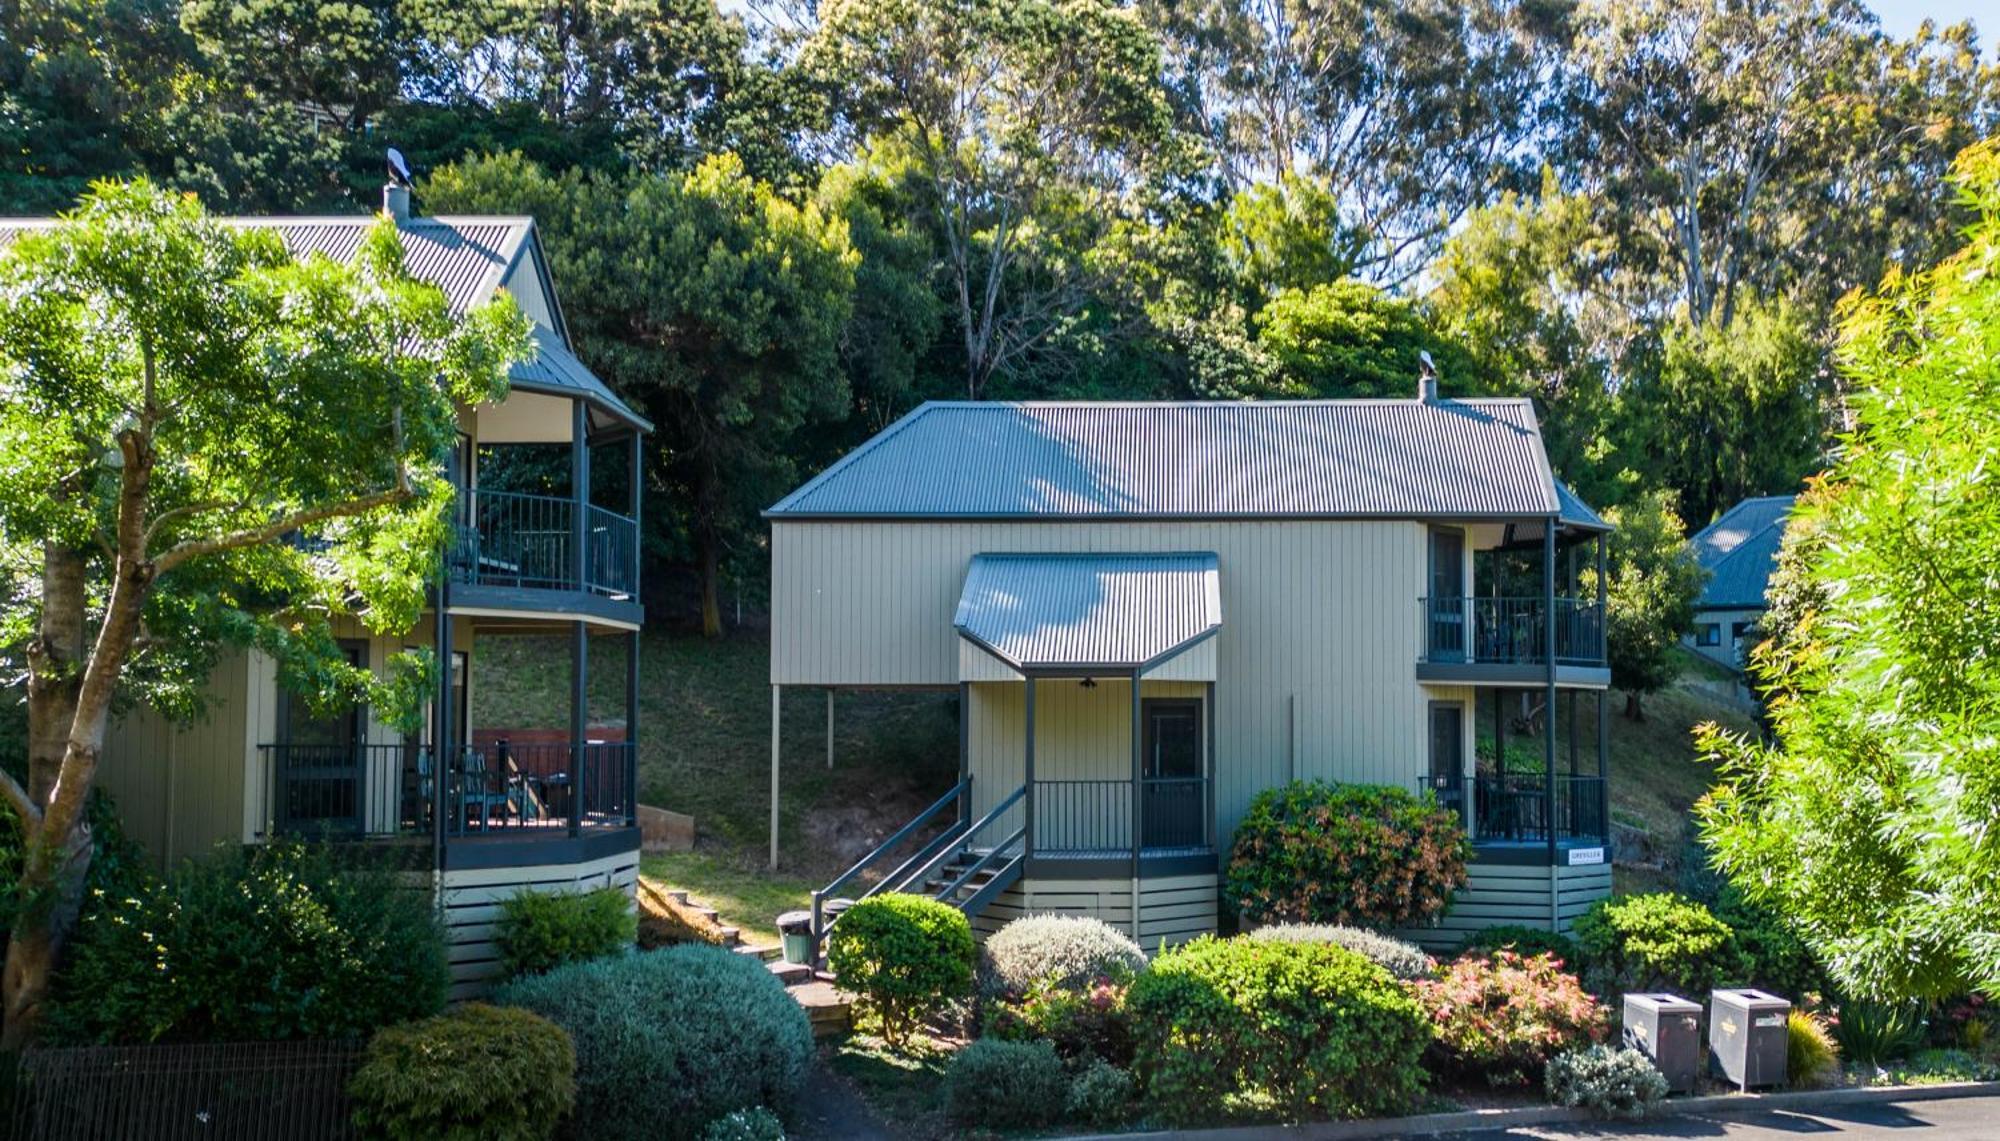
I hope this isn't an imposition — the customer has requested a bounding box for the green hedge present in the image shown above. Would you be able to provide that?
[1573,893,1738,998]
[1223,781,1469,929]
[497,945,813,1141]
[49,840,447,1043]
[942,1039,1068,1129]
[495,886,637,979]
[349,1004,575,1141]
[826,894,974,1047]
[1127,935,1429,1124]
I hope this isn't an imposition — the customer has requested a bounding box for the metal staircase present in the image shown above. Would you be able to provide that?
[809,778,1026,954]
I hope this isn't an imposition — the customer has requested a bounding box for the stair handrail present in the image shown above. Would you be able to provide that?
[812,776,971,945]
[935,825,1025,903]
[895,784,1025,899]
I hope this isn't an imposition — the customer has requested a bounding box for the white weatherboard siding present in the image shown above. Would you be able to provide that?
[1396,862,1614,951]
[773,518,1481,841]
[439,849,640,999]
[971,874,1220,955]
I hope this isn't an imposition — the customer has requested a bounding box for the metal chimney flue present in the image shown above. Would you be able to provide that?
[382,183,411,219]
[1417,350,1439,402]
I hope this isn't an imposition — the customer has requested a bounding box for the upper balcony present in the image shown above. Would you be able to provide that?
[448,489,640,625]
[1417,594,1609,686]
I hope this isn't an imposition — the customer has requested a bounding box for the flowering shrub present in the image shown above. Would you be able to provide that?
[1248,924,1437,981]
[1415,950,1608,1085]
[1545,1045,1668,1119]
[984,975,1134,1067]
[1127,935,1429,1124]
[1224,781,1470,929]
[1573,893,1737,997]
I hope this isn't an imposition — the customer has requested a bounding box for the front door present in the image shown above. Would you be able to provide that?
[275,640,368,835]
[1141,699,1204,849]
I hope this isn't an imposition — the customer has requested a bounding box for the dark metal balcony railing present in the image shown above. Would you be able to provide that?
[261,741,637,841]
[1422,595,1606,666]
[1030,777,1211,853]
[1420,772,1607,845]
[449,489,638,599]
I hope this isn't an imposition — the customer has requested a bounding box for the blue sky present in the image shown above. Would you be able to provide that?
[1871,0,1999,37]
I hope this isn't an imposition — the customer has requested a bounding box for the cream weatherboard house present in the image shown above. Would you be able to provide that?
[0,190,650,996]
[1684,494,1796,671]
[769,391,1618,953]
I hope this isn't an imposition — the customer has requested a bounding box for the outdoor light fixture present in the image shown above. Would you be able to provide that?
[1079,677,1097,689]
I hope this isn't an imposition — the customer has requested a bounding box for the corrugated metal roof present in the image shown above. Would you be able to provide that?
[0,213,648,432]
[769,400,1586,521]
[1691,495,1795,609]
[955,553,1222,671]
[1556,481,1612,532]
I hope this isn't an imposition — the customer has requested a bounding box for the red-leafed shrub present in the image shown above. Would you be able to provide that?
[1416,950,1609,1086]
[1223,781,1470,928]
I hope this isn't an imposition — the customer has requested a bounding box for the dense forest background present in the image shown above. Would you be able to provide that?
[6,0,1993,634]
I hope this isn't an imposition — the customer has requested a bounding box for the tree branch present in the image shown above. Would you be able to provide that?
[0,766,39,828]
[153,481,411,573]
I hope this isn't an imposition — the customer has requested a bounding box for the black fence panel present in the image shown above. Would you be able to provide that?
[8,1041,363,1141]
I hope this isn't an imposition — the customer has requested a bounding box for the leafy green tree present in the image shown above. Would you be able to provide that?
[179,0,402,132]
[1697,141,2000,1002]
[0,181,530,1047]
[426,153,857,637]
[1253,280,1469,399]
[802,0,1173,398]
[1594,489,1706,721]
[1617,297,1825,527]
[815,156,946,437]
[1219,173,1363,304]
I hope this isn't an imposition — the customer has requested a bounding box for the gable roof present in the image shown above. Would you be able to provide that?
[0,214,649,434]
[954,552,1222,672]
[1690,495,1796,610]
[769,399,1604,525]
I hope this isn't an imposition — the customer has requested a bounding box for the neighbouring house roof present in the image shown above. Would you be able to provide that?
[0,214,650,434]
[1690,495,1796,610]
[767,400,1607,528]
[953,552,1222,672]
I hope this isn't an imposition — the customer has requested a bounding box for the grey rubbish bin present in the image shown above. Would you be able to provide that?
[1623,993,1703,1094]
[776,911,815,965]
[1709,989,1791,1091]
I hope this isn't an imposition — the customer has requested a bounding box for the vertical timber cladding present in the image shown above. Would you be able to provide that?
[970,874,1220,955]
[770,519,1435,845]
[435,849,640,1000]
[1393,859,1614,952]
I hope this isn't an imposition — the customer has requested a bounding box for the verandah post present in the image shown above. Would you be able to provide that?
[770,684,781,871]
[571,620,586,837]
[1023,675,1036,865]
[1130,668,1143,943]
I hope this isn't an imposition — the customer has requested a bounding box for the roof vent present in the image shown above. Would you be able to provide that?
[1417,350,1439,402]
[383,147,414,219]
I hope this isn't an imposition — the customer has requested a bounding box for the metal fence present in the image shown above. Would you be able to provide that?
[1421,595,1607,665]
[450,489,638,598]
[7,1040,364,1141]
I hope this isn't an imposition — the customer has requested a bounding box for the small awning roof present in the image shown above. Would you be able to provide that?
[953,553,1222,673]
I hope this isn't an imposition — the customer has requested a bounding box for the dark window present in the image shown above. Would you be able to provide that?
[1696,623,1721,647]
[1428,528,1467,660]
[1732,622,1755,644]
[275,640,367,833]
[1428,703,1463,782]
[1142,699,1204,849]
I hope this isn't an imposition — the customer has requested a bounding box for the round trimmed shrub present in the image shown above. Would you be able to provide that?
[942,1039,1068,1129]
[349,1004,575,1141]
[1248,924,1437,981]
[1573,893,1738,998]
[495,886,637,979]
[496,944,812,1141]
[980,913,1147,996]
[1544,1045,1668,1119]
[1127,934,1429,1124]
[1066,1060,1136,1128]
[49,839,446,1044]
[1415,950,1608,1086]
[826,894,974,1047]
[1457,924,1579,966]
[1224,781,1470,929]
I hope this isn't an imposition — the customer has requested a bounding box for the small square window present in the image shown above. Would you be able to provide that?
[1732,622,1755,643]
[1696,623,1721,647]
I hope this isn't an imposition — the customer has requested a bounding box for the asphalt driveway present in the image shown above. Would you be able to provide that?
[1440,1093,2000,1141]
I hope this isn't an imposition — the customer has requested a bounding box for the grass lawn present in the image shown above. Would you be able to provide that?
[639,850,814,947]
[825,1033,956,1140]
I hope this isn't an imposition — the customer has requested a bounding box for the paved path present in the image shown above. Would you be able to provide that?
[1441,1094,2000,1141]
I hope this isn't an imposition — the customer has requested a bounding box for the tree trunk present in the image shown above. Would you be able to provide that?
[0,824,91,1052]
[26,543,87,804]
[1624,691,1645,722]
[700,533,723,639]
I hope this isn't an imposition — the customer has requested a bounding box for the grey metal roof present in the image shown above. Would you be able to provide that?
[1555,481,1612,532]
[954,553,1222,672]
[769,400,1590,522]
[0,214,648,433]
[1691,495,1795,610]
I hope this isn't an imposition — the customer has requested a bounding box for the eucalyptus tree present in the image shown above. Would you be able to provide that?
[801,0,1176,399]
[0,182,530,1047]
